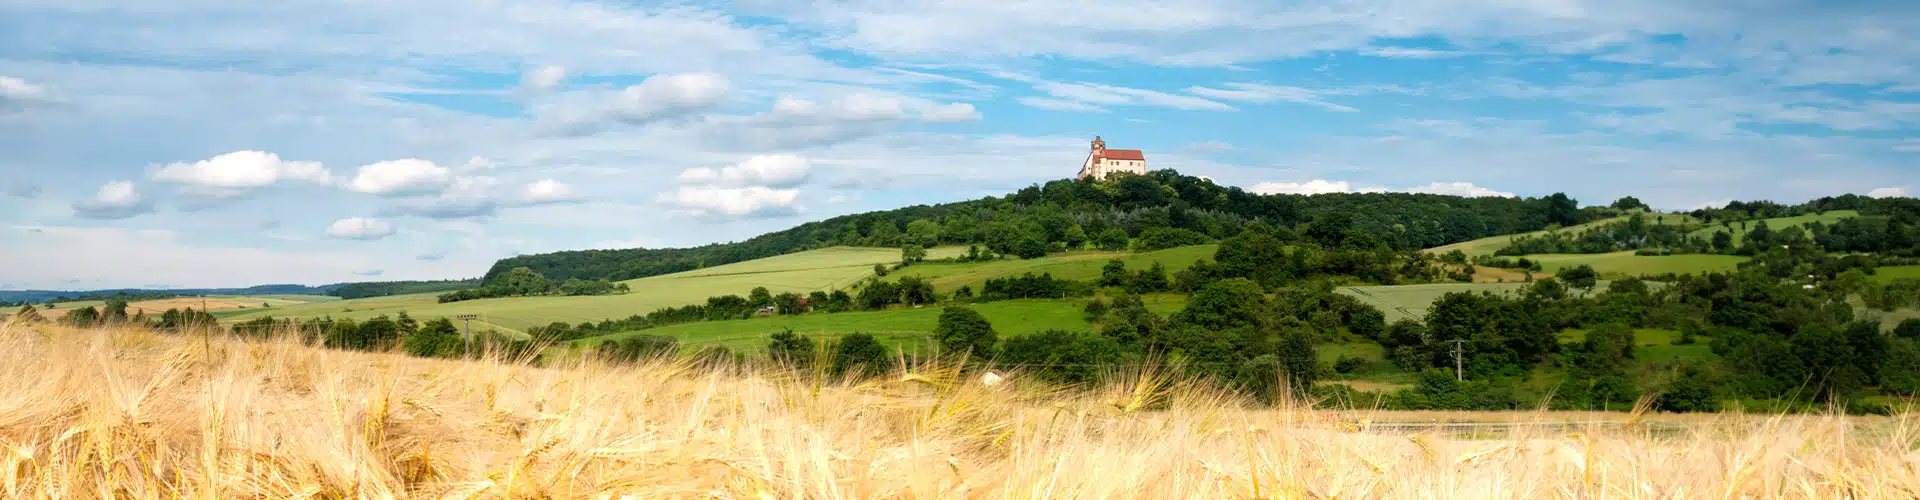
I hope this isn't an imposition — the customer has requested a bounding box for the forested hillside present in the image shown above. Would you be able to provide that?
[485,171,1588,283]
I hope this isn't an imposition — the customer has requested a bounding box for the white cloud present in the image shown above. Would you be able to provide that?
[346,159,453,196]
[1403,182,1518,198]
[679,154,812,188]
[1248,179,1353,195]
[379,176,503,219]
[461,156,496,170]
[1020,79,1234,112]
[1360,46,1470,59]
[1867,187,1909,198]
[833,92,906,121]
[522,65,566,90]
[521,179,582,204]
[541,72,729,135]
[1016,96,1108,112]
[72,180,155,220]
[1895,140,1920,153]
[922,102,982,122]
[705,94,945,149]
[658,185,800,218]
[326,217,396,240]
[1186,83,1357,112]
[149,150,329,197]
[0,76,57,112]
[1248,179,1515,198]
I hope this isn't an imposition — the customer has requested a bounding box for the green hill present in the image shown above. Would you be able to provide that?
[222,246,911,331]
[1424,211,1695,258]
[1686,210,1859,247]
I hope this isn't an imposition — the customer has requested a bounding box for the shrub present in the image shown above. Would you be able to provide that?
[934,306,997,359]
[1333,355,1368,374]
[832,333,893,377]
[1134,227,1210,252]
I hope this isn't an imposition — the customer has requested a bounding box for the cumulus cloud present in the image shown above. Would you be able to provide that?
[1867,187,1909,198]
[1249,179,1516,198]
[0,76,58,113]
[150,150,329,197]
[543,73,729,135]
[326,217,396,240]
[658,185,800,218]
[521,179,583,204]
[1403,182,1518,198]
[678,154,812,188]
[707,93,960,149]
[379,176,502,219]
[461,156,496,170]
[72,180,155,219]
[522,65,567,90]
[1248,179,1354,195]
[662,154,814,218]
[346,159,453,196]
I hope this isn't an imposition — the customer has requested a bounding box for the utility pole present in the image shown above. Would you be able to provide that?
[456,314,478,355]
[1448,339,1468,381]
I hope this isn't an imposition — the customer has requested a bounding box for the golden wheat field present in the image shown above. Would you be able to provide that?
[3,320,1920,499]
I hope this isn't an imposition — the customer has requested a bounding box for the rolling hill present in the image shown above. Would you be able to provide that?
[219,246,914,331]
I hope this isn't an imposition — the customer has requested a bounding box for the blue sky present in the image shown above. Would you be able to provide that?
[1,0,1916,289]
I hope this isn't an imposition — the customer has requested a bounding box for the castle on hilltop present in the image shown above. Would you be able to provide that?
[1076,136,1147,181]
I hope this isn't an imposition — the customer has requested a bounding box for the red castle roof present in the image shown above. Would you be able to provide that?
[1097,149,1145,161]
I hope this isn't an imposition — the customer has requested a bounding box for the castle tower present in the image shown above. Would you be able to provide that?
[1091,136,1106,152]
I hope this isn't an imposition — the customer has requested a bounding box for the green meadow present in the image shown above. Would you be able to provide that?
[1522,251,1748,277]
[1871,265,1920,284]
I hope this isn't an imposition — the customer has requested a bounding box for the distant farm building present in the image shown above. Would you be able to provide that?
[1077,136,1147,180]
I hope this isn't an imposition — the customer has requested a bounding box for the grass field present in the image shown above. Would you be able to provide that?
[1338,281,1662,323]
[14,322,1911,497]
[1338,282,1534,323]
[1872,265,1920,284]
[39,294,339,319]
[1424,211,1695,257]
[1687,210,1859,247]
[1522,251,1748,277]
[571,294,1192,354]
[890,244,1217,293]
[220,246,910,331]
